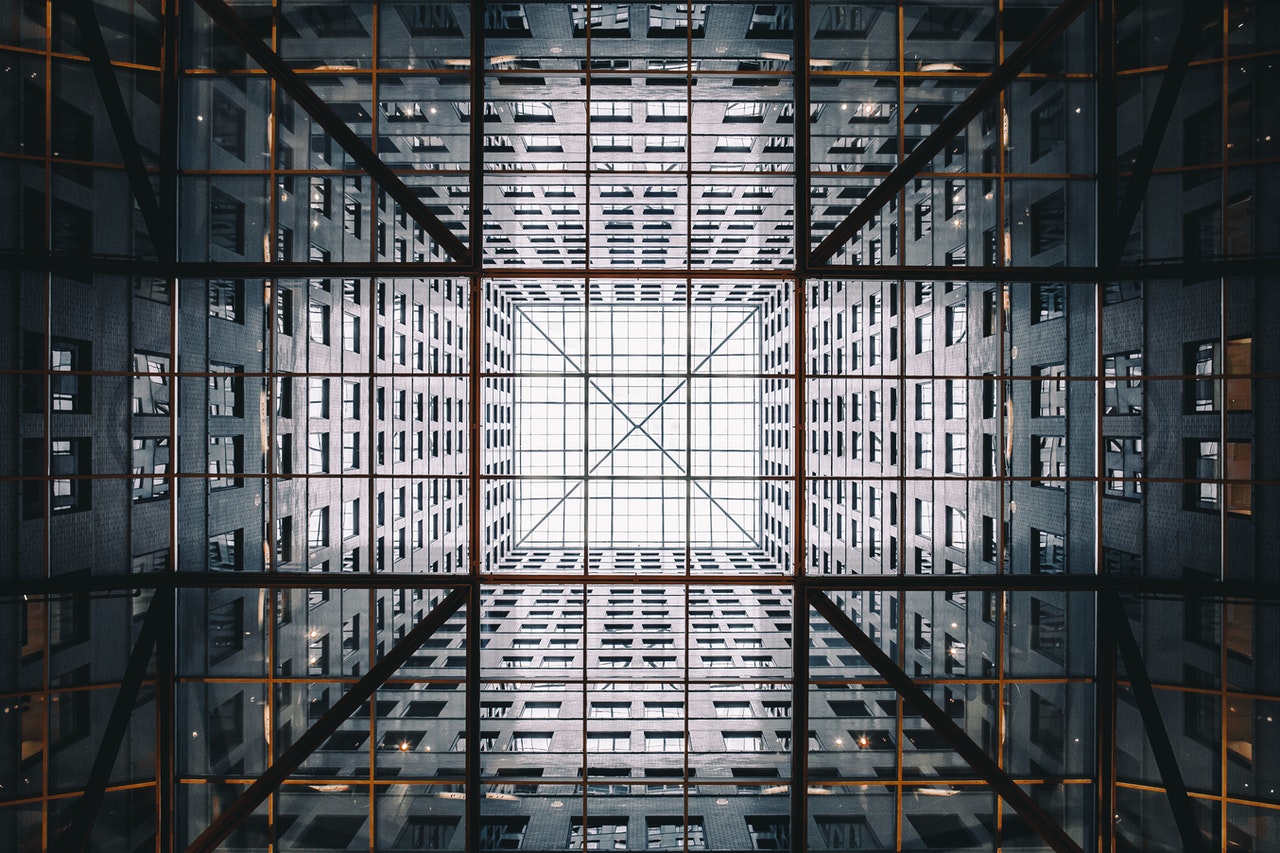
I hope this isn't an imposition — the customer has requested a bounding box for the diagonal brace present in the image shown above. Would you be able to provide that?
[1106,0,1216,266]
[810,591,1085,853]
[191,0,470,264]
[810,0,1093,265]
[184,587,467,853]
[1104,592,1207,853]
[66,0,170,262]
[55,587,168,853]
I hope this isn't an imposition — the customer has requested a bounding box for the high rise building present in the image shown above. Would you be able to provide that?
[1,1,1277,851]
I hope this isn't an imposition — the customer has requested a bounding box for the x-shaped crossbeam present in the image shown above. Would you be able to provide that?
[513,305,762,548]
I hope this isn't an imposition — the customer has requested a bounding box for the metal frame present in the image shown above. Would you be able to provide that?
[182,587,467,853]
[810,591,1086,853]
[65,0,170,262]
[809,0,1095,266]
[1107,0,1217,266]
[4,2,1277,851]
[189,0,471,265]
[53,588,167,853]
[1104,593,1208,853]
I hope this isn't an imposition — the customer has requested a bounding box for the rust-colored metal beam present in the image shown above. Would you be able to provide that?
[810,0,1093,265]
[190,0,471,263]
[183,587,467,853]
[8,571,1280,598]
[810,591,1085,853]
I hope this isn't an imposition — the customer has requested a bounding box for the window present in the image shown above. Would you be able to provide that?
[1031,690,1065,758]
[1103,350,1143,414]
[309,299,331,344]
[589,732,630,752]
[945,379,966,419]
[27,336,93,414]
[209,188,245,254]
[211,93,246,159]
[914,315,932,353]
[479,818,528,851]
[208,600,245,664]
[401,817,457,850]
[208,529,242,569]
[1032,92,1064,160]
[309,432,330,473]
[645,732,684,752]
[1031,597,1066,663]
[208,363,243,417]
[1034,363,1066,416]
[209,280,244,322]
[946,302,967,345]
[570,818,628,850]
[132,351,170,415]
[507,733,553,752]
[816,817,878,849]
[343,312,361,352]
[945,507,966,550]
[746,818,789,851]
[1032,284,1065,322]
[647,818,705,851]
[132,438,170,503]
[308,507,330,550]
[723,731,764,751]
[207,435,241,489]
[1030,190,1065,255]
[1033,528,1065,573]
[944,433,966,475]
[1032,435,1066,487]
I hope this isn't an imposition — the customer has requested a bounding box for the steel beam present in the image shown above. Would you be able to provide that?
[7,571,1280,598]
[54,589,164,853]
[1107,0,1216,266]
[154,586,176,853]
[66,0,170,262]
[810,0,1093,265]
[5,252,1280,283]
[183,587,467,853]
[810,591,1085,853]
[1104,593,1208,853]
[1095,592,1118,853]
[190,0,471,264]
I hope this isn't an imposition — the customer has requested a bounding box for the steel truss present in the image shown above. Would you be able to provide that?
[6,0,1271,851]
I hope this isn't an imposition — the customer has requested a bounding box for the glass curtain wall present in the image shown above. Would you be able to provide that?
[1,2,1278,852]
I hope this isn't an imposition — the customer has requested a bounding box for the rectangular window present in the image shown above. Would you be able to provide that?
[208,529,243,569]
[1031,597,1066,663]
[1031,92,1064,160]
[647,818,706,851]
[208,363,243,417]
[1032,435,1066,487]
[209,188,245,254]
[132,351,170,415]
[131,438,170,503]
[207,435,241,489]
[1032,284,1065,323]
[1033,528,1065,573]
[1031,190,1065,255]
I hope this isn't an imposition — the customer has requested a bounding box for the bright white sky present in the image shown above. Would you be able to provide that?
[511,303,762,549]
